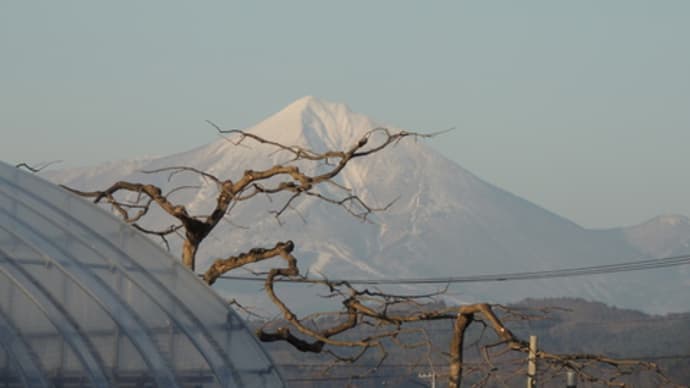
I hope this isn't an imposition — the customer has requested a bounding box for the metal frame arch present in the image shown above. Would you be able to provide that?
[0,246,111,387]
[0,306,51,387]
[0,206,180,388]
[0,161,286,387]
[0,176,243,387]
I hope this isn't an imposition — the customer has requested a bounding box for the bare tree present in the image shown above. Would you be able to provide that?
[60,126,681,387]
[63,126,418,271]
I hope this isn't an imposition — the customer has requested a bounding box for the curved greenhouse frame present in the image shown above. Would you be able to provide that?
[0,162,284,387]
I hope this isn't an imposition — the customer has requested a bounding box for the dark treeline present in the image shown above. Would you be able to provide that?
[252,297,690,387]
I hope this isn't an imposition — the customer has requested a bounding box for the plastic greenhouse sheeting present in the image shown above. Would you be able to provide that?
[0,162,284,387]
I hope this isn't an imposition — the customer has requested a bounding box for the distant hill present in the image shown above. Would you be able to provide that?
[260,297,690,387]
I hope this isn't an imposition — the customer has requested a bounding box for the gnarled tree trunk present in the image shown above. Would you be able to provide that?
[449,312,473,388]
[182,239,198,271]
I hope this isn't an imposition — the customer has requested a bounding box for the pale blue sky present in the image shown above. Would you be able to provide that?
[1,1,689,228]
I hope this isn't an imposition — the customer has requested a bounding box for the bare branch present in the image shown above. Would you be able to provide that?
[203,241,295,285]
[16,160,62,173]
[131,223,182,251]
[141,166,221,184]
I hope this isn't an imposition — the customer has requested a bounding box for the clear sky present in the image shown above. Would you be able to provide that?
[1,1,689,229]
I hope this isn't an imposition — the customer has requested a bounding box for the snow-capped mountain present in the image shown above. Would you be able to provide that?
[44,96,690,314]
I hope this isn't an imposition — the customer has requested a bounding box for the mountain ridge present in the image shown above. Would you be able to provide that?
[43,96,690,314]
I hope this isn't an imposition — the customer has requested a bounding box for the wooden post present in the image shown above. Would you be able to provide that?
[527,335,537,388]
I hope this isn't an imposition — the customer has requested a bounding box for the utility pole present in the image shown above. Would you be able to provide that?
[527,335,538,388]
[418,371,437,388]
[566,369,576,388]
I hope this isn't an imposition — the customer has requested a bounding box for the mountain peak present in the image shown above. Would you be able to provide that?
[249,96,382,149]
[620,214,690,258]
[640,214,690,228]
[282,95,330,111]
[278,96,352,124]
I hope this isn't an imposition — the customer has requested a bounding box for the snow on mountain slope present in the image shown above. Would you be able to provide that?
[616,215,690,257]
[43,97,690,314]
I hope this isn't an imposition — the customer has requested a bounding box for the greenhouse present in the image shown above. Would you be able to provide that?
[0,162,284,387]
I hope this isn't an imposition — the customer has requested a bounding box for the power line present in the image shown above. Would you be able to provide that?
[277,354,690,375]
[202,253,690,285]
[635,354,690,361]
[284,374,415,382]
[281,354,690,382]
[521,315,690,326]
[277,362,492,370]
[277,354,690,368]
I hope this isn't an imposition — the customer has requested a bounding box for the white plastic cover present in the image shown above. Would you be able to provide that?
[0,162,284,387]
